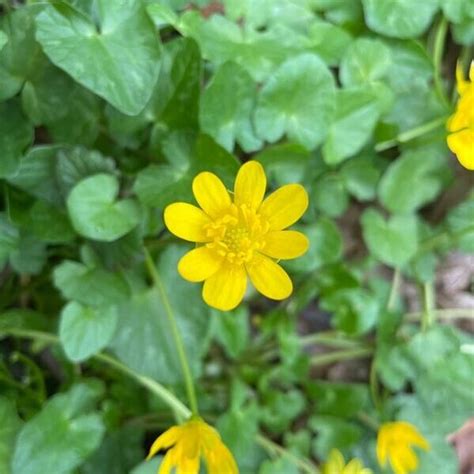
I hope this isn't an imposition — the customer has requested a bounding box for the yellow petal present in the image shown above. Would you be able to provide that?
[262,230,309,260]
[147,426,181,460]
[203,263,247,311]
[259,184,308,230]
[376,427,388,466]
[205,443,239,474]
[447,129,474,170]
[246,253,292,300]
[164,203,212,242]
[192,172,231,218]
[234,161,266,210]
[178,247,223,282]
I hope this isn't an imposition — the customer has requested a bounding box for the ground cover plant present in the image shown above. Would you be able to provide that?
[0,0,473,473]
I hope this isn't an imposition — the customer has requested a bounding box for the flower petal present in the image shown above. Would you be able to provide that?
[262,230,309,260]
[147,426,181,460]
[447,129,474,170]
[164,203,212,242]
[178,246,223,282]
[246,253,292,300]
[203,263,247,311]
[192,171,231,218]
[259,184,308,230]
[234,161,266,210]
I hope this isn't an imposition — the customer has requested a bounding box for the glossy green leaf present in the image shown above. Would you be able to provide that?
[59,301,118,362]
[362,0,440,38]
[0,99,34,177]
[0,397,22,474]
[35,1,161,114]
[361,209,419,267]
[200,61,261,152]
[67,174,141,242]
[255,53,336,150]
[11,383,105,474]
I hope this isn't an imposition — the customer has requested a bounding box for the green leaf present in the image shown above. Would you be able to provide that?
[442,0,474,23]
[67,174,141,242]
[0,31,7,51]
[446,197,474,252]
[200,61,262,152]
[0,8,42,100]
[259,459,299,474]
[0,99,34,177]
[322,87,381,165]
[0,213,19,268]
[111,245,212,384]
[212,306,249,358]
[379,149,449,214]
[312,174,349,217]
[59,301,118,362]
[0,397,22,474]
[53,260,130,307]
[254,53,336,150]
[361,209,419,267]
[27,201,75,244]
[341,153,382,201]
[9,233,47,275]
[35,1,161,115]
[11,383,105,474]
[362,0,440,38]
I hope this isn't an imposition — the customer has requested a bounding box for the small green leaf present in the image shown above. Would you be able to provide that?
[0,213,19,268]
[379,149,449,214]
[322,87,381,165]
[0,99,34,177]
[312,175,349,217]
[361,208,419,267]
[0,397,22,474]
[0,31,7,51]
[254,53,336,150]
[59,301,118,362]
[340,38,391,86]
[11,383,105,474]
[35,1,161,114]
[67,174,141,242]
[53,260,130,307]
[212,306,249,358]
[200,61,262,152]
[259,459,299,474]
[27,201,75,244]
[362,0,440,38]
[341,153,382,201]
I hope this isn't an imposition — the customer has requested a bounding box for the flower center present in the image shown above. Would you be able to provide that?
[205,204,268,265]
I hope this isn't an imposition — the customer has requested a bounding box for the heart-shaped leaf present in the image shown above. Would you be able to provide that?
[67,173,141,242]
[35,1,161,115]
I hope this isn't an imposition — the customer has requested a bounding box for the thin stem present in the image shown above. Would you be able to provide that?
[3,328,319,473]
[433,16,450,108]
[387,268,401,312]
[300,331,365,349]
[421,282,435,331]
[311,348,373,367]
[369,359,381,413]
[143,247,199,415]
[356,412,380,431]
[405,308,474,322]
[255,434,319,474]
[375,116,447,152]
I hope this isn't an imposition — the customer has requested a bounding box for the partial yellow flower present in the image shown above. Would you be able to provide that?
[164,161,309,311]
[447,61,474,170]
[376,421,430,474]
[147,417,238,474]
[322,449,373,474]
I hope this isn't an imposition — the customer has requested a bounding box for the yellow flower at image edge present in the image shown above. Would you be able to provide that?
[164,161,309,311]
[447,61,474,170]
[377,421,430,474]
[147,417,238,474]
[322,449,373,474]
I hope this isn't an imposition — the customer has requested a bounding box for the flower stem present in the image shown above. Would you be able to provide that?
[421,282,436,332]
[310,347,373,367]
[374,116,447,152]
[387,268,401,312]
[433,16,450,108]
[300,331,365,349]
[143,247,199,416]
[405,308,474,322]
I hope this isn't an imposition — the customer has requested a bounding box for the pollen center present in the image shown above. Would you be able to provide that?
[204,204,268,265]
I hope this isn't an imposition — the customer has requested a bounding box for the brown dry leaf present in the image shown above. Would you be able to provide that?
[447,419,474,474]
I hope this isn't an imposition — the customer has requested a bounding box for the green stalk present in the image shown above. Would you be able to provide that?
[406,308,474,322]
[421,282,436,332]
[387,268,401,312]
[143,247,199,416]
[311,347,373,367]
[433,16,450,108]
[375,116,447,152]
[300,331,365,349]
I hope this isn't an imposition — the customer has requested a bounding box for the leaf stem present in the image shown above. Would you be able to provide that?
[405,308,474,322]
[374,116,447,152]
[300,331,365,349]
[310,347,373,367]
[421,282,435,331]
[433,16,450,108]
[387,268,401,312]
[143,247,199,416]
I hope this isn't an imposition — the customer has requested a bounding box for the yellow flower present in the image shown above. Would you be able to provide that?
[147,417,238,474]
[164,161,309,311]
[447,61,474,170]
[376,421,430,474]
[322,449,373,474]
